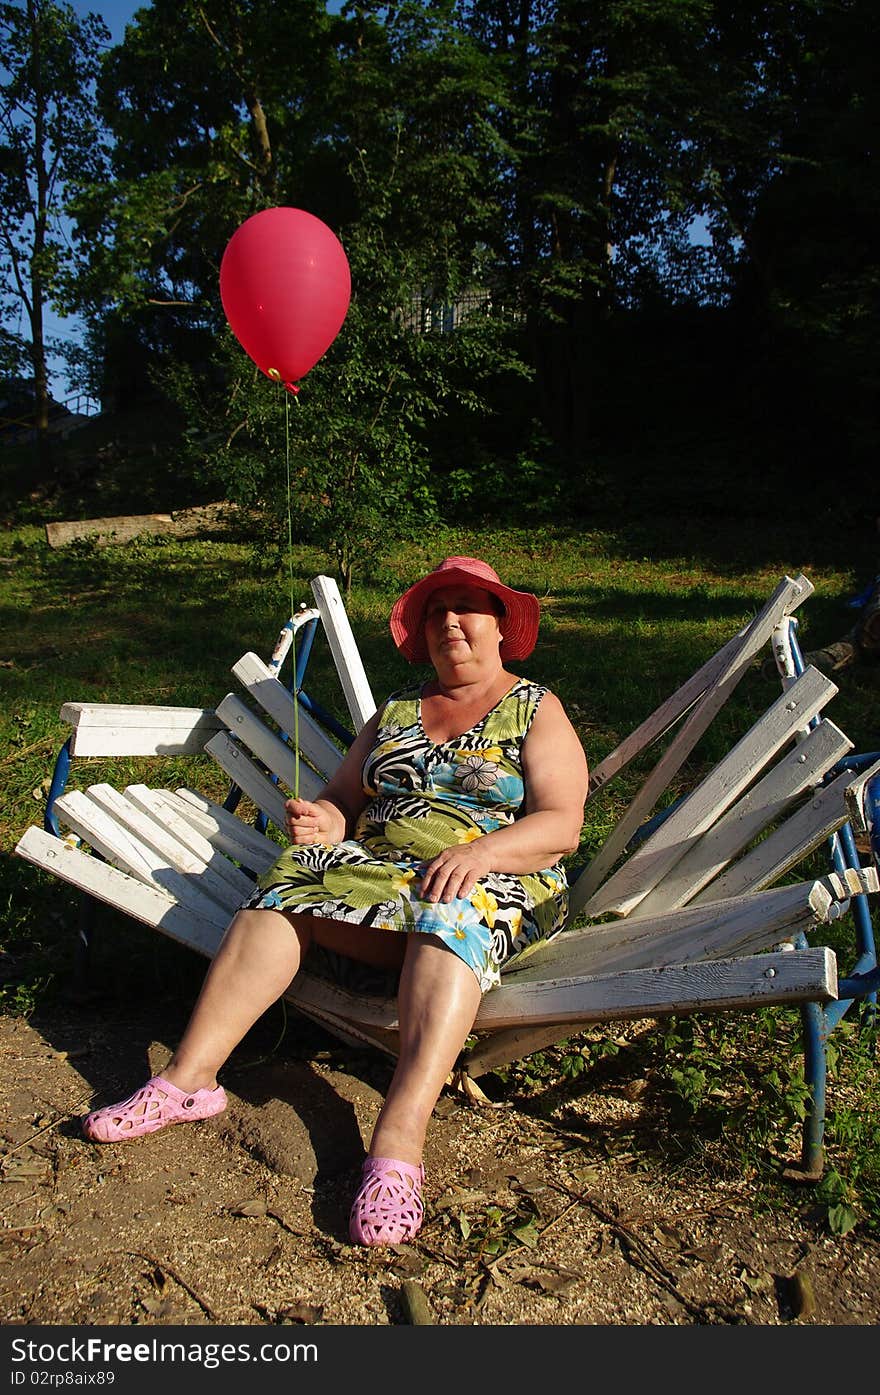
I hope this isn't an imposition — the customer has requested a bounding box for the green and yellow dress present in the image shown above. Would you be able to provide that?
[244,679,568,991]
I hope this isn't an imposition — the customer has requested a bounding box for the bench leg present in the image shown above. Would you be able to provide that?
[795,997,827,1179]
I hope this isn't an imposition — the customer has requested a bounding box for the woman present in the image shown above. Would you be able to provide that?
[82,556,589,1246]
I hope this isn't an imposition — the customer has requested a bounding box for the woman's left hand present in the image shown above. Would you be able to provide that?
[419,842,493,903]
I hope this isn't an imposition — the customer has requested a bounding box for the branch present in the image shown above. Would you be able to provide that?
[0,224,33,314]
[194,5,271,177]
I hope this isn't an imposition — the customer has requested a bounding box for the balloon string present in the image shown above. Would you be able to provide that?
[284,391,300,801]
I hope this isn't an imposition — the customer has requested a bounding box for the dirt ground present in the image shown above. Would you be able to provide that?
[2,997,879,1333]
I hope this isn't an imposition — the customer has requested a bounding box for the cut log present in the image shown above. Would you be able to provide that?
[45,503,234,549]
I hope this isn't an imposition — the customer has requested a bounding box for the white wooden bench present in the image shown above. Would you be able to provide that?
[15,571,880,1177]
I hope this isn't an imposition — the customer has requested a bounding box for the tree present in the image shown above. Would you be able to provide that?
[79,0,527,584]
[0,0,109,445]
[67,0,342,408]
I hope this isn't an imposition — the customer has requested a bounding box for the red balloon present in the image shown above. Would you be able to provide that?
[219,207,351,393]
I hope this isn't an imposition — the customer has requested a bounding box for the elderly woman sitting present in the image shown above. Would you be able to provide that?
[82,556,589,1247]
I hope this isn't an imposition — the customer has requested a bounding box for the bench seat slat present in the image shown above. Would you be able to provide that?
[215,693,304,789]
[571,573,813,916]
[633,717,853,917]
[53,789,242,919]
[167,789,281,869]
[122,785,256,898]
[310,574,377,732]
[278,947,837,1037]
[582,664,836,919]
[693,768,860,902]
[62,702,223,757]
[515,877,838,980]
[87,783,255,903]
[14,826,228,949]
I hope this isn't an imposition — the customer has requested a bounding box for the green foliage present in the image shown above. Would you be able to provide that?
[814,1169,859,1237]
[145,1,533,585]
[14,0,865,504]
[449,1194,542,1259]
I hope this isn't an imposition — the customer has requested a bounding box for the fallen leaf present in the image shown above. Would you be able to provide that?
[277,1301,323,1325]
[228,1198,267,1218]
[621,1079,649,1101]
[389,1250,424,1279]
[434,1186,489,1211]
[511,1219,540,1248]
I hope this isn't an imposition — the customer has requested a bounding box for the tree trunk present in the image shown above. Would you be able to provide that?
[28,0,50,471]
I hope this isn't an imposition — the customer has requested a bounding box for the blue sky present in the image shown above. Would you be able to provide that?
[74,0,143,47]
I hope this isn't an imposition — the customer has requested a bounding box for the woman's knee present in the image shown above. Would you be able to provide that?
[220,906,311,958]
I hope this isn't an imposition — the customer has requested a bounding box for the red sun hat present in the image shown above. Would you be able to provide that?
[389,556,540,664]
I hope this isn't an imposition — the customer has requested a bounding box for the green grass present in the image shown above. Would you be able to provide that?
[2,415,880,1236]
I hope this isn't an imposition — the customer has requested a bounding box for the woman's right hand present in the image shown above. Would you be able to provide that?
[284,797,345,846]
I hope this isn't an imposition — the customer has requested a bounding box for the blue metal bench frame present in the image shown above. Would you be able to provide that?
[780,618,879,1177]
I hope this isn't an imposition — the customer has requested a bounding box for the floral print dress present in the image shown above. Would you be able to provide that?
[244,679,569,991]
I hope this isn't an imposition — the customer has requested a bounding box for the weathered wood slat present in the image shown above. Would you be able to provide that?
[14,827,228,949]
[122,785,256,898]
[632,718,853,917]
[122,786,258,897]
[310,574,377,733]
[461,1023,574,1079]
[45,791,238,921]
[843,756,880,834]
[584,666,838,919]
[223,663,343,781]
[514,878,835,980]
[475,947,838,1029]
[204,731,310,826]
[165,789,281,870]
[61,702,223,757]
[823,867,879,901]
[278,947,837,1038]
[215,693,302,789]
[89,783,255,903]
[283,974,401,1057]
[585,630,746,798]
[571,573,813,917]
[692,768,859,902]
[463,950,840,1077]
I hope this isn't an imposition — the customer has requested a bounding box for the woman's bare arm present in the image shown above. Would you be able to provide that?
[284,708,384,845]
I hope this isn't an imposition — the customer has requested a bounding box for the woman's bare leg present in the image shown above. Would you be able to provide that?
[160,907,312,1092]
[161,909,408,1094]
[365,936,482,1167]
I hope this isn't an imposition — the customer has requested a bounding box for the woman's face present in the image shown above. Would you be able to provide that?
[422,584,504,671]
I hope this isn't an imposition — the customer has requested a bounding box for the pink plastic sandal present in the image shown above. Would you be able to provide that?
[82,1075,227,1143]
[349,1156,425,1246]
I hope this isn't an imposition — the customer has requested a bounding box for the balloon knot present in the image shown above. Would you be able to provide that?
[284,381,300,397]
